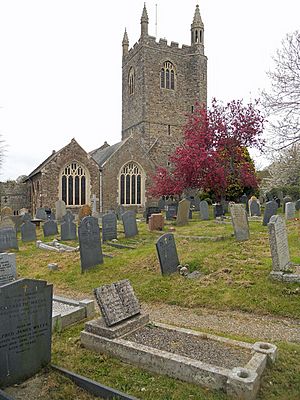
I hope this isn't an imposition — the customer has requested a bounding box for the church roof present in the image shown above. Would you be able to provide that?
[90,140,124,167]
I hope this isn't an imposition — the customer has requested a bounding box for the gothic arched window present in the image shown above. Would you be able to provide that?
[61,162,88,206]
[119,162,144,205]
[128,67,135,95]
[160,61,175,90]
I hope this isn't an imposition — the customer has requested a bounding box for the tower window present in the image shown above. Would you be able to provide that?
[160,61,175,90]
[128,67,135,95]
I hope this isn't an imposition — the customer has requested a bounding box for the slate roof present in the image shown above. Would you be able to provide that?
[90,141,124,167]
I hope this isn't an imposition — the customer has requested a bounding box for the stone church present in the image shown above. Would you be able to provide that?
[10,4,207,215]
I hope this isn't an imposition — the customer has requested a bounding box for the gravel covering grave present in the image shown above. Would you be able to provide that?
[52,300,77,315]
[125,324,252,369]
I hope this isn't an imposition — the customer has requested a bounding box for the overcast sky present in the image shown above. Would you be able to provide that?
[0,0,299,181]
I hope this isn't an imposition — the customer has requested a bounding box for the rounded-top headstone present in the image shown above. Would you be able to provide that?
[1,206,13,219]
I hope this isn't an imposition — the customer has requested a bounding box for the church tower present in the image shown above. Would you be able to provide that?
[121,4,207,166]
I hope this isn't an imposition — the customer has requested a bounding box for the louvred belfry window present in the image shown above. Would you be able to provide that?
[160,61,175,90]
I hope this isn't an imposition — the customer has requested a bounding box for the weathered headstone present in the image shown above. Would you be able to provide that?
[199,200,209,220]
[213,204,224,218]
[55,200,66,221]
[93,279,140,326]
[0,253,17,286]
[21,221,37,242]
[102,213,117,242]
[122,211,138,238]
[78,216,103,272]
[220,199,229,214]
[262,200,278,226]
[43,220,58,237]
[166,204,178,220]
[35,207,48,221]
[0,217,15,229]
[295,199,300,211]
[61,211,77,241]
[145,206,161,223]
[1,206,13,219]
[283,196,292,213]
[230,204,250,241]
[0,227,18,252]
[158,198,166,211]
[268,215,291,271]
[176,199,190,226]
[116,205,125,220]
[149,214,164,231]
[249,197,261,217]
[156,233,180,275]
[0,278,52,387]
[240,194,249,212]
[285,202,295,220]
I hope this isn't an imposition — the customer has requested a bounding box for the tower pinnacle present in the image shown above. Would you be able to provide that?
[191,4,204,48]
[140,3,149,38]
[122,28,129,57]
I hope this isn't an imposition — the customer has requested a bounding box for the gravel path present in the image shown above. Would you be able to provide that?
[126,325,251,369]
[142,303,300,343]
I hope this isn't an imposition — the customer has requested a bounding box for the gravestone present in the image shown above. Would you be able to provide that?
[61,211,77,241]
[220,199,229,214]
[148,214,164,231]
[285,202,295,220]
[176,199,190,226]
[268,215,291,271]
[283,196,292,213]
[189,209,193,219]
[156,233,180,275]
[21,221,37,242]
[187,196,201,211]
[0,217,15,229]
[93,279,140,326]
[145,206,161,223]
[43,220,58,237]
[262,201,278,226]
[78,216,103,272]
[102,213,117,242]
[0,278,52,387]
[122,211,138,238]
[249,197,261,216]
[35,207,48,221]
[1,206,13,219]
[199,200,209,220]
[240,194,249,212]
[166,204,178,220]
[0,253,17,286]
[230,204,250,241]
[55,200,66,221]
[22,213,32,222]
[213,204,224,218]
[295,199,300,211]
[0,227,18,252]
[158,198,166,211]
[116,205,125,220]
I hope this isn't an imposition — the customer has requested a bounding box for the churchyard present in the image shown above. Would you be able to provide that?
[0,205,300,399]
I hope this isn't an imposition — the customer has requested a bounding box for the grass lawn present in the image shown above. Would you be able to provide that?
[13,210,300,399]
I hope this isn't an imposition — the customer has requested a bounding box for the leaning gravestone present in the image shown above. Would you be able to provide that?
[156,233,180,275]
[262,200,278,226]
[78,216,103,272]
[93,279,140,326]
[283,196,292,213]
[268,215,291,271]
[122,211,138,238]
[55,200,66,221]
[176,199,190,226]
[230,204,249,241]
[285,202,295,220]
[102,213,117,242]
[21,221,37,242]
[43,220,58,237]
[61,211,77,241]
[199,200,209,220]
[35,207,48,221]
[0,278,52,387]
[295,199,300,211]
[0,227,18,252]
[249,197,261,216]
[0,253,17,286]
[166,203,178,220]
